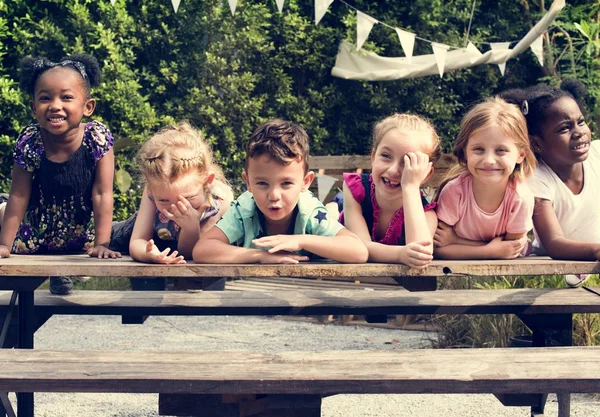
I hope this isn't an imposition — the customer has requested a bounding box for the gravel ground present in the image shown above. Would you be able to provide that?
[7,314,599,416]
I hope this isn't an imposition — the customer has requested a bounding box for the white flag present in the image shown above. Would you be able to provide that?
[395,28,416,63]
[315,0,334,25]
[276,0,285,13]
[356,11,378,51]
[490,42,512,76]
[228,0,237,16]
[171,0,181,13]
[431,42,450,78]
[466,41,483,63]
[316,174,338,203]
[530,35,544,66]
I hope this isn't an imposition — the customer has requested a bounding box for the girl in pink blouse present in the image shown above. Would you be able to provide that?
[434,97,536,259]
[332,114,440,269]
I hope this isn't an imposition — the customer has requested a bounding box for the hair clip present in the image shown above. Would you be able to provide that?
[521,100,529,116]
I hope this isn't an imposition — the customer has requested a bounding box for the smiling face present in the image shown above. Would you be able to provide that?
[148,172,212,212]
[465,124,525,186]
[370,128,433,197]
[31,67,95,140]
[534,96,592,168]
[243,155,314,227]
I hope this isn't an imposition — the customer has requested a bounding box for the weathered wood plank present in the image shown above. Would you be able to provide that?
[0,255,598,278]
[0,347,599,394]
[1,288,598,316]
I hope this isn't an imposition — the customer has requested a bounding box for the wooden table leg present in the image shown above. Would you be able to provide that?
[16,290,34,417]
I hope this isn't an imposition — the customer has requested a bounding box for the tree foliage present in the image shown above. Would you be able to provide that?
[0,0,597,217]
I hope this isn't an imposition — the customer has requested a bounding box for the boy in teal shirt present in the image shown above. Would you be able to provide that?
[193,119,368,264]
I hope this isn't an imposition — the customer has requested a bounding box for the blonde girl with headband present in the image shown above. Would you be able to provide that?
[0,54,118,295]
[434,97,537,259]
[333,114,440,269]
[111,122,233,264]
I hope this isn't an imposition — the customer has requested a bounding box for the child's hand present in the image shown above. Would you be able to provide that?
[259,250,310,264]
[401,152,432,188]
[433,222,458,247]
[252,235,306,253]
[486,236,527,259]
[399,241,433,269]
[88,245,122,259]
[162,197,210,231]
[0,244,10,258]
[144,239,186,264]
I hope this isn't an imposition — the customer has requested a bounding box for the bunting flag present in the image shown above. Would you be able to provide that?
[356,11,378,51]
[395,28,416,63]
[530,35,544,66]
[316,174,338,203]
[171,0,181,13]
[110,0,117,5]
[431,42,450,78]
[228,0,237,16]
[490,42,512,76]
[466,41,483,63]
[276,0,285,13]
[315,0,334,25]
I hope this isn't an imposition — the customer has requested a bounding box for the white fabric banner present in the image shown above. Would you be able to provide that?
[431,42,450,78]
[316,174,338,202]
[530,34,544,66]
[490,42,512,76]
[171,0,181,13]
[276,0,285,13]
[356,11,378,51]
[315,0,334,25]
[331,0,565,80]
[228,0,237,16]
[395,28,416,63]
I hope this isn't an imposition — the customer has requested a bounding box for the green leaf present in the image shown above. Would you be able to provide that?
[114,168,132,193]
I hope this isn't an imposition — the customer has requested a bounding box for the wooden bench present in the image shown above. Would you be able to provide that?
[0,347,599,416]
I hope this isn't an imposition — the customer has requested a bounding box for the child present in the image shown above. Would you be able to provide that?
[434,97,536,259]
[193,119,368,264]
[110,122,233,264]
[501,79,599,287]
[333,114,440,269]
[0,54,119,295]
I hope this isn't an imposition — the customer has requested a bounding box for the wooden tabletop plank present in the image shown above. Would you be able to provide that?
[0,347,599,394]
[2,288,598,316]
[0,255,598,278]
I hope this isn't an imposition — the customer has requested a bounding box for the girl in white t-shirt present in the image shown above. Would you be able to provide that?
[433,97,537,259]
[501,79,599,287]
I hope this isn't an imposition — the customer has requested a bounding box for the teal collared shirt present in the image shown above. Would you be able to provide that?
[216,190,343,254]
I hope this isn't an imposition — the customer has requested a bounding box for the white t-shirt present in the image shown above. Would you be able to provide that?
[529,140,600,254]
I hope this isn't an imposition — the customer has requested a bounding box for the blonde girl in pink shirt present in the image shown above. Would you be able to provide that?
[434,97,536,259]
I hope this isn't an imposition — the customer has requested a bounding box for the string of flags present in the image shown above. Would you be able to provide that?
[109,0,563,80]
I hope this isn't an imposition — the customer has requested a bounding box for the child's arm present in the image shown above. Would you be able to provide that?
[193,227,309,264]
[89,148,121,259]
[252,228,369,263]
[0,164,32,258]
[402,152,435,245]
[534,198,600,260]
[129,186,185,264]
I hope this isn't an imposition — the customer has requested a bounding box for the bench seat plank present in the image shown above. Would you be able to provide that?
[0,347,599,394]
[1,288,598,316]
[0,255,599,279]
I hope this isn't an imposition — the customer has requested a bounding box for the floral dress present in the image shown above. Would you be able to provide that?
[12,121,114,254]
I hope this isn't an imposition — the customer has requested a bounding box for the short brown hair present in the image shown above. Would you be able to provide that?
[245,119,310,173]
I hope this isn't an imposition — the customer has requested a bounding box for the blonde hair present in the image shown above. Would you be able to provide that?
[435,97,536,200]
[372,113,441,163]
[137,122,227,203]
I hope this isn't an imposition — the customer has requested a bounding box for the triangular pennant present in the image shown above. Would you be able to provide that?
[395,28,416,63]
[316,174,338,203]
[431,42,450,78]
[110,0,117,5]
[490,42,512,76]
[465,41,483,63]
[530,35,544,66]
[228,0,237,16]
[315,0,334,25]
[276,0,285,13]
[356,11,378,51]
[171,0,181,13]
